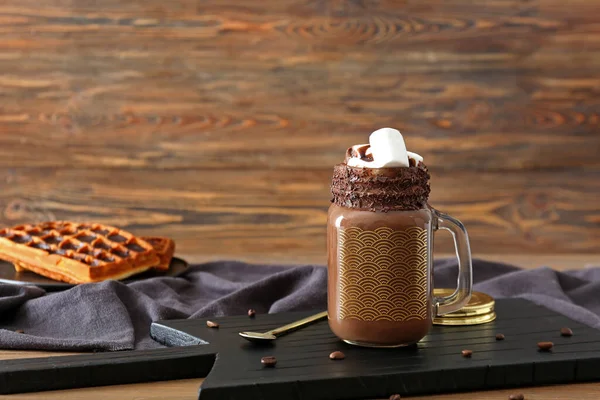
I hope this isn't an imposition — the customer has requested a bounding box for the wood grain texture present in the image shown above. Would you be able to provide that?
[0,350,77,361]
[4,378,600,400]
[0,378,201,400]
[0,168,598,258]
[0,0,598,255]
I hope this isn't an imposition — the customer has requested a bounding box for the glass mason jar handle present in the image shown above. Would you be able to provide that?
[433,209,473,316]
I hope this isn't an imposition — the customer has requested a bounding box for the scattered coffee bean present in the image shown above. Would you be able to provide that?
[329,351,345,360]
[496,333,505,341]
[461,349,473,358]
[537,341,553,351]
[248,309,256,318]
[206,320,219,328]
[261,356,277,367]
[560,327,573,337]
[508,394,524,400]
[389,395,401,400]
[14,329,24,334]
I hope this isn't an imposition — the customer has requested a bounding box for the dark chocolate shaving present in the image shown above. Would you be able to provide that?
[345,145,373,163]
[330,163,430,212]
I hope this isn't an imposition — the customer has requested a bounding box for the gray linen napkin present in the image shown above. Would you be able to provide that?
[0,259,598,351]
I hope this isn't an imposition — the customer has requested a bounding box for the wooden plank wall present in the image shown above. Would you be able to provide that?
[0,0,598,264]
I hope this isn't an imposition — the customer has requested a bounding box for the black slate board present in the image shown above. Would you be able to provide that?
[2,299,600,398]
[0,257,189,291]
[151,299,600,400]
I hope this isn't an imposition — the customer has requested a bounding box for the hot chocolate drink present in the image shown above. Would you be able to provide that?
[327,128,472,347]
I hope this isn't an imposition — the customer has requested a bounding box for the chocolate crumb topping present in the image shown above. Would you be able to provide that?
[330,163,430,212]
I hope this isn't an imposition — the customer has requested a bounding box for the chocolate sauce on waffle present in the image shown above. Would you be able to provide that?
[112,248,130,258]
[11,234,32,244]
[46,236,63,245]
[125,243,146,253]
[107,234,127,243]
[31,242,51,250]
[76,234,97,243]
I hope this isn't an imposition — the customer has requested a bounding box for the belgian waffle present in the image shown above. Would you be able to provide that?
[12,235,175,276]
[142,237,175,271]
[0,221,160,284]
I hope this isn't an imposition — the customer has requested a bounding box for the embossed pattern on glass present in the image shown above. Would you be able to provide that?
[338,226,428,322]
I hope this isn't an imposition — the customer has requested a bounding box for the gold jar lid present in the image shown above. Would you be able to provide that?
[432,289,496,326]
[433,311,496,326]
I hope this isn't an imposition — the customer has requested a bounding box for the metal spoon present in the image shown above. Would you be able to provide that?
[239,311,327,343]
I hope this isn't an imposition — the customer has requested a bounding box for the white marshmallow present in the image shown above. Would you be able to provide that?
[368,128,409,167]
[407,151,423,164]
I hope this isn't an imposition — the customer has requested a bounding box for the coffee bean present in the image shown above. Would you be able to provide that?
[329,351,345,360]
[508,394,524,400]
[206,320,219,328]
[560,327,573,337]
[14,329,24,334]
[537,341,553,351]
[461,349,473,358]
[496,333,505,341]
[248,309,256,318]
[389,395,401,400]
[261,356,277,367]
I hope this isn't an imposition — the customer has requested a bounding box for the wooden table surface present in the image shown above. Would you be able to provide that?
[0,0,597,398]
[1,0,599,261]
[1,254,599,400]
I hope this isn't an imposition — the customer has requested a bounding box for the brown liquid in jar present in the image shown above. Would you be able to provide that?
[327,204,434,346]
